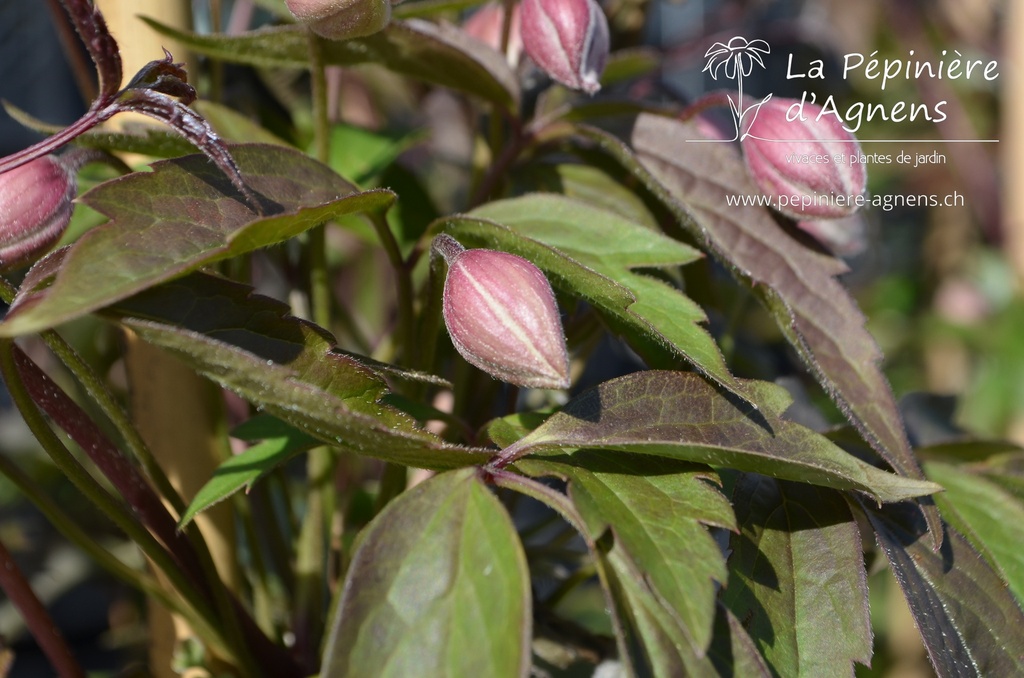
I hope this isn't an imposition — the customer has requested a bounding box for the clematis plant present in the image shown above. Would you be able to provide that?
[0,1,1015,677]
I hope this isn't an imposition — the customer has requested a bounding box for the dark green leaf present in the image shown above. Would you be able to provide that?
[322,469,531,678]
[506,371,941,503]
[106,272,490,470]
[602,48,662,86]
[519,451,734,653]
[179,421,319,528]
[924,461,1024,604]
[0,144,392,337]
[866,503,1024,677]
[722,475,872,676]
[143,18,519,110]
[622,115,924,498]
[445,194,743,398]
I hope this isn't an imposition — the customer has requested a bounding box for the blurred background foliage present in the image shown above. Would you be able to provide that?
[0,0,1013,675]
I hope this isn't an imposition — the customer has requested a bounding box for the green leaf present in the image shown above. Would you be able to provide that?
[589,527,769,677]
[143,18,519,111]
[924,461,1024,604]
[507,371,941,503]
[602,48,662,86]
[866,503,1024,677]
[444,194,743,398]
[179,420,319,528]
[192,100,293,146]
[0,144,393,337]
[322,469,531,678]
[320,123,425,187]
[105,272,491,470]
[721,475,872,677]
[621,115,925,500]
[510,163,660,230]
[519,451,734,653]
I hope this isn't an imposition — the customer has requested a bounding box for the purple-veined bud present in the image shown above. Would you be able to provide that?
[742,98,867,220]
[520,0,609,95]
[463,2,523,67]
[0,155,76,270]
[435,234,570,389]
[285,0,390,40]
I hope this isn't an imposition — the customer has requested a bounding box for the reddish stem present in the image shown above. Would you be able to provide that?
[0,537,86,678]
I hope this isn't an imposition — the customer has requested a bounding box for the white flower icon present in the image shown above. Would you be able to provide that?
[702,37,772,141]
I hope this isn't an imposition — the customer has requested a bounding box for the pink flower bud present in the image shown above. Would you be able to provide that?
[463,2,523,67]
[742,98,867,220]
[0,155,76,270]
[435,235,570,389]
[285,0,390,40]
[520,0,609,95]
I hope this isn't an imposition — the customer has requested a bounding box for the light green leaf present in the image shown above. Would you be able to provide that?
[925,461,1024,604]
[519,451,734,653]
[179,420,319,528]
[445,194,743,398]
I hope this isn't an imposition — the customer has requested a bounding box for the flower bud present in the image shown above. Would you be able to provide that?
[742,98,867,220]
[435,235,570,389]
[520,0,609,95]
[285,0,390,40]
[463,2,523,67]
[0,155,76,270]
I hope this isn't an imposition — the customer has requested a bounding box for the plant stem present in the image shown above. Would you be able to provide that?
[293,29,337,671]
[368,210,415,364]
[0,341,239,665]
[307,30,333,329]
[0,277,188,517]
[0,451,228,654]
[0,535,86,678]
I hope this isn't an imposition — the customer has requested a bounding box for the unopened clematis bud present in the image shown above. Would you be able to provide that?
[285,0,390,40]
[520,0,609,94]
[435,234,570,389]
[463,2,523,67]
[0,155,76,270]
[742,98,867,220]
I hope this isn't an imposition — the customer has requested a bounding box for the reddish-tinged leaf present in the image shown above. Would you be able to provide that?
[503,371,941,503]
[866,503,1024,677]
[0,144,393,337]
[624,115,923,495]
